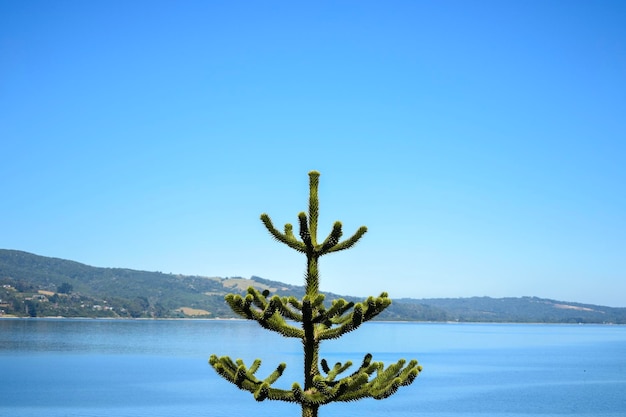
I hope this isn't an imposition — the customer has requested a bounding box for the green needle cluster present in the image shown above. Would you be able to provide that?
[209,171,421,417]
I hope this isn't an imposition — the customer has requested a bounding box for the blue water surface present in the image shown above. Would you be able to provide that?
[1,319,624,417]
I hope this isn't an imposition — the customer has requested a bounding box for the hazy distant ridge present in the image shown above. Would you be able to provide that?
[1,249,624,323]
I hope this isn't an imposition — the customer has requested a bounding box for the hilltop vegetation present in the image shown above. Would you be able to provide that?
[1,249,624,323]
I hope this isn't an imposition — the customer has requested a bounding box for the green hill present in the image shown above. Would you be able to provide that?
[1,249,624,323]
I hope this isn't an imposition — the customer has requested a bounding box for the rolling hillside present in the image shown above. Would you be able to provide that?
[1,249,624,323]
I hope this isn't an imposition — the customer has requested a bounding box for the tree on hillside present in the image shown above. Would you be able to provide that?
[57,282,73,294]
[210,171,421,417]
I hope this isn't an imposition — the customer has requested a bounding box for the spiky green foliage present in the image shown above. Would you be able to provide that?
[209,171,421,417]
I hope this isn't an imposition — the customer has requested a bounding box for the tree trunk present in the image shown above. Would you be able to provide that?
[302,404,318,417]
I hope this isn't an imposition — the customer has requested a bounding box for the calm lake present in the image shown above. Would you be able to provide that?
[1,319,625,417]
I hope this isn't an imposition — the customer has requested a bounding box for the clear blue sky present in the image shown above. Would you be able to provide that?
[1,1,625,307]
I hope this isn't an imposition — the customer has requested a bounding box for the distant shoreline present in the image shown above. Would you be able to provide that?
[2,315,624,326]
[2,249,624,323]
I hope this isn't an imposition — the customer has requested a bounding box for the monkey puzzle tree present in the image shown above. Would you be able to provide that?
[209,171,421,417]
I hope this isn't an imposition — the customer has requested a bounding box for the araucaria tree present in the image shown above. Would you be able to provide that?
[209,171,421,417]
